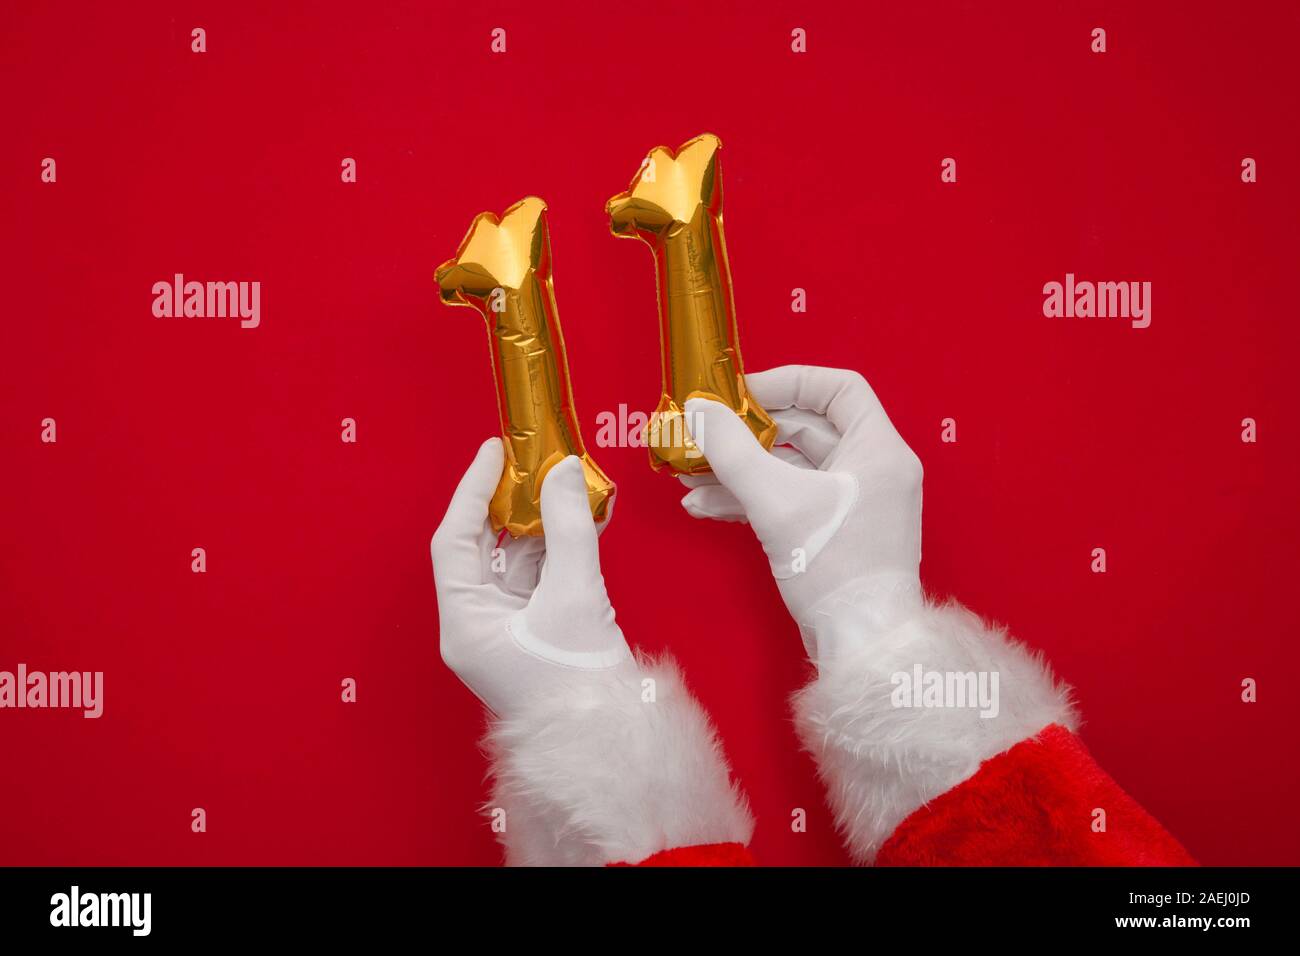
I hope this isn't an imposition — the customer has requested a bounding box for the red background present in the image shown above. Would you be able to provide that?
[2,1,1297,866]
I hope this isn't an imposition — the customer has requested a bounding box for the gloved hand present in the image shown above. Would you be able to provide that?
[431,439,632,717]
[683,366,1081,866]
[431,438,754,866]
[681,365,925,662]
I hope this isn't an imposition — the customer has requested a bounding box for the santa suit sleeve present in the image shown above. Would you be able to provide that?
[793,599,1196,865]
[482,654,755,866]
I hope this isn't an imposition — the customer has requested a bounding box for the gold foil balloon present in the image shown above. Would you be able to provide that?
[436,196,614,537]
[606,133,776,475]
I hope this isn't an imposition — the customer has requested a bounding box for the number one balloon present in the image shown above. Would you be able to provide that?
[606,133,776,475]
[436,196,614,537]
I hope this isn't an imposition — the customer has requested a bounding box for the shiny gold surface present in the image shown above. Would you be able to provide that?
[436,196,614,536]
[606,133,776,474]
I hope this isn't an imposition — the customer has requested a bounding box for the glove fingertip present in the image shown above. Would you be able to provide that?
[683,396,725,421]
[543,454,584,491]
[540,456,596,531]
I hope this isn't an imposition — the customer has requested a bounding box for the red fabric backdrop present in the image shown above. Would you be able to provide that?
[2,0,1297,865]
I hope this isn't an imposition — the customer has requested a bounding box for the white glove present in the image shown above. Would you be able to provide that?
[431,439,754,865]
[681,365,925,662]
[431,439,633,717]
[683,366,1079,865]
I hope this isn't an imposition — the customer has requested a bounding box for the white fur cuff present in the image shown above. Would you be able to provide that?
[792,600,1078,864]
[483,655,754,866]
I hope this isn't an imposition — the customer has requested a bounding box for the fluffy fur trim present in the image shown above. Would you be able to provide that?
[483,654,754,866]
[792,599,1078,864]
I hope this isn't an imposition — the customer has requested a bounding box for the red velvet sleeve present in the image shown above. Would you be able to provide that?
[609,842,756,867]
[876,724,1196,866]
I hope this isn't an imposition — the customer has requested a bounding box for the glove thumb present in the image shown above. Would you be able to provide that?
[517,456,629,669]
[537,455,602,589]
[685,397,855,580]
[685,397,803,518]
